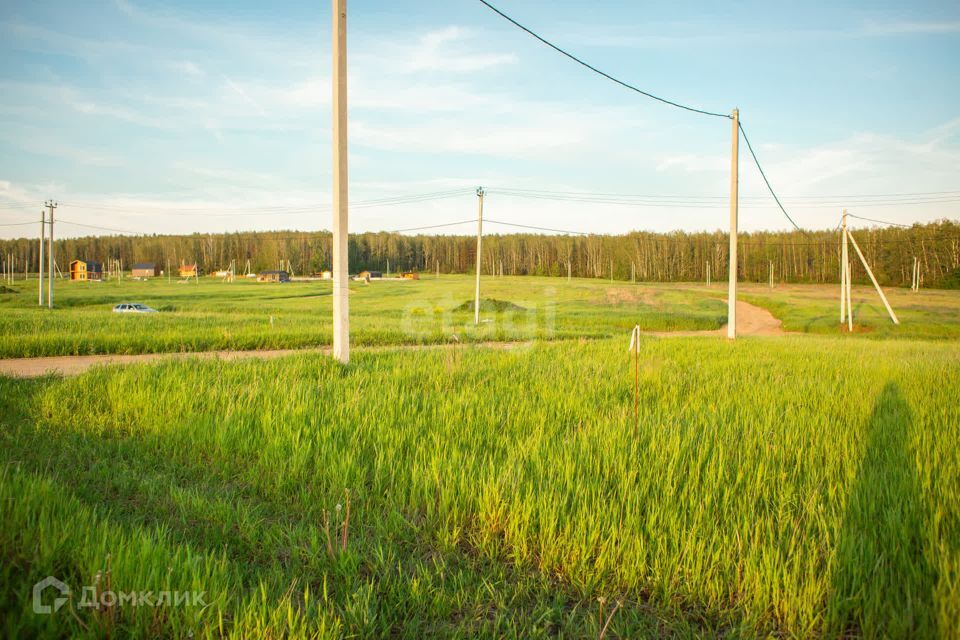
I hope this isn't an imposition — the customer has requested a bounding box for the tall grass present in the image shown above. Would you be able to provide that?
[2,336,958,637]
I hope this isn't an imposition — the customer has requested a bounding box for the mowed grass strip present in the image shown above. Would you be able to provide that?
[1,336,958,637]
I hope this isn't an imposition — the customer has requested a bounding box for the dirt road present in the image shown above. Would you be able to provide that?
[0,302,783,378]
[644,300,784,337]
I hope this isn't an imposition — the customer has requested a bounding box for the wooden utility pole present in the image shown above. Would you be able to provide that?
[567,261,571,283]
[769,261,773,288]
[331,0,350,363]
[436,259,439,278]
[46,200,56,308]
[474,186,484,325]
[848,231,899,325]
[727,109,739,339]
[39,210,45,305]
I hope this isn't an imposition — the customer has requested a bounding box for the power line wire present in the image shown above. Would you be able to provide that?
[489,186,960,202]
[487,189,960,212]
[57,189,474,217]
[475,0,729,119]
[473,1,807,231]
[383,219,476,233]
[737,122,803,232]
[485,219,591,235]
[846,213,913,228]
[57,219,139,235]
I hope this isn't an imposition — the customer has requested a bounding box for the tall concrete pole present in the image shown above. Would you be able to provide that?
[331,0,349,363]
[474,187,484,325]
[38,209,45,305]
[46,200,56,308]
[841,210,848,325]
[727,109,739,339]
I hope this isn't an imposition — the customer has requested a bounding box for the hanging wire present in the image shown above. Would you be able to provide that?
[846,213,914,228]
[475,0,729,119]
[737,122,803,232]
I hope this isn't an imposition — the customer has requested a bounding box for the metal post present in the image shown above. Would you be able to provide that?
[727,108,739,339]
[474,186,484,325]
[331,0,350,363]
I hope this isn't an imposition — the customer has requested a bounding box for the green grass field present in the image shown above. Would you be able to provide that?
[2,275,959,358]
[0,275,729,358]
[2,276,960,638]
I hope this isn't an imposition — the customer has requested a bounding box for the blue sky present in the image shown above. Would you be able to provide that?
[1,0,958,238]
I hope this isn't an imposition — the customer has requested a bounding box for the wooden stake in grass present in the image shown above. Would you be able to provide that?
[341,489,350,552]
[628,325,640,422]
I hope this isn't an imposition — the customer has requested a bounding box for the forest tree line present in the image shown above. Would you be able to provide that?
[2,220,959,288]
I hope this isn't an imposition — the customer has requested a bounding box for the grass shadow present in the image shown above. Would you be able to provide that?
[825,382,935,637]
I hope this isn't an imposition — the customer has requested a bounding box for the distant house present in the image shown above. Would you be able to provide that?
[401,272,420,280]
[131,262,158,278]
[69,259,103,281]
[257,270,290,283]
[320,270,332,280]
[179,264,198,278]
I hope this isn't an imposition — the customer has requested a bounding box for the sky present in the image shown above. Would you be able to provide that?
[1,0,959,239]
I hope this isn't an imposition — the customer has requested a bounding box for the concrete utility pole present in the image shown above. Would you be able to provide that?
[727,109,739,339]
[474,186,484,325]
[38,210,45,305]
[706,261,711,286]
[841,210,852,331]
[331,0,349,363]
[46,200,56,308]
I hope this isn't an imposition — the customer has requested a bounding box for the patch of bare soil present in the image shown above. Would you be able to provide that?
[605,287,659,306]
[643,300,785,338]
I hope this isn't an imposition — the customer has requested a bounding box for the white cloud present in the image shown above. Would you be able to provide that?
[403,26,517,73]
[172,60,204,77]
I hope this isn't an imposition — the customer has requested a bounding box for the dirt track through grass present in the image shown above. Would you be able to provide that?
[0,302,783,377]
